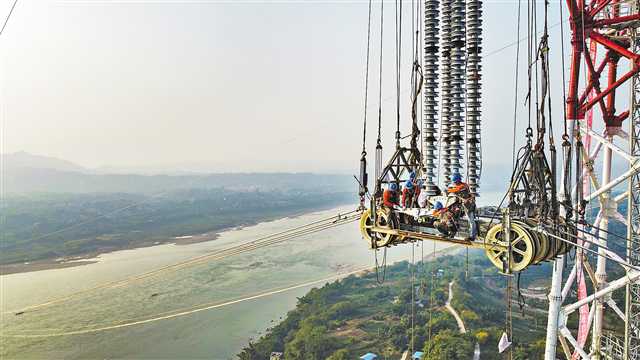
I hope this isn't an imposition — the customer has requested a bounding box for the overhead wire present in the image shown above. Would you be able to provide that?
[0,0,18,37]
[533,227,640,271]
[2,267,371,338]
[5,211,361,315]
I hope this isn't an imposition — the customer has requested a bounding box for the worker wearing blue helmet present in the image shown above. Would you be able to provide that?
[383,183,400,208]
[402,179,418,208]
[447,172,477,240]
[430,200,456,237]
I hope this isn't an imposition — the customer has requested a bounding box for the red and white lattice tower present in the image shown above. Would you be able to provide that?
[544,1,640,359]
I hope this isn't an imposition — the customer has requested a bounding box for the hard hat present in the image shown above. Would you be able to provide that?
[434,201,443,210]
[409,171,417,180]
[389,183,398,191]
[405,180,414,189]
[452,173,462,183]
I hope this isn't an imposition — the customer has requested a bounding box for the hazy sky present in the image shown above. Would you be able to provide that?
[0,0,628,178]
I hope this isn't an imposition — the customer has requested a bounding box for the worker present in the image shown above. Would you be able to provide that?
[427,201,444,216]
[447,173,477,241]
[417,183,429,208]
[383,183,400,208]
[402,180,417,208]
[431,202,456,237]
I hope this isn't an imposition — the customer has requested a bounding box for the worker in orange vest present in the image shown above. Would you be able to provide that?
[447,173,477,240]
[431,201,456,237]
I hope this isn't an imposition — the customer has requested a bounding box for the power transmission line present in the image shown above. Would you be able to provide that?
[0,0,18,37]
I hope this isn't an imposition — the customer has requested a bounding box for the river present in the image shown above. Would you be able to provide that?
[0,193,503,359]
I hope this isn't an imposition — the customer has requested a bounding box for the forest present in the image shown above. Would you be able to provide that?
[238,249,627,360]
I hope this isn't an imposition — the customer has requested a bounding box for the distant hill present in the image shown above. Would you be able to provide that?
[2,152,512,194]
[2,168,354,194]
[2,151,88,173]
[1,152,354,194]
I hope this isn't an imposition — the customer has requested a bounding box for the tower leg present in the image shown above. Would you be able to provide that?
[545,256,565,360]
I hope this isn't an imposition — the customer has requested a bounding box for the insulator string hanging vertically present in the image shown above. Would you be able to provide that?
[448,0,466,179]
[465,0,482,195]
[423,0,440,195]
[440,0,453,185]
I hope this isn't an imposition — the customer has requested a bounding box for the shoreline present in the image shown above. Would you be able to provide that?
[0,202,355,276]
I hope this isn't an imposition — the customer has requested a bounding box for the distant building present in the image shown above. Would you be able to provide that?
[269,352,283,360]
[360,352,378,360]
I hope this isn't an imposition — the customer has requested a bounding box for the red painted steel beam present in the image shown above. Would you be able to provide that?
[614,111,629,124]
[581,67,637,113]
[606,54,619,125]
[582,46,609,117]
[567,45,584,120]
[593,14,640,27]
[577,51,611,105]
[591,32,637,60]
[589,0,613,17]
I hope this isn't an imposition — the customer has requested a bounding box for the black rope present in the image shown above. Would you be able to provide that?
[395,0,403,146]
[375,248,388,284]
[512,0,523,169]
[361,0,374,155]
[516,272,526,316]
[377,0,385,145]
[526,0,532,137]
[559,0,568,138]
[532,0,541,140]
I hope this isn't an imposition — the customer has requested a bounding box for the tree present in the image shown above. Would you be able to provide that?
[423,330,474,360]
[474,330,489,345]
[327,349,350,360]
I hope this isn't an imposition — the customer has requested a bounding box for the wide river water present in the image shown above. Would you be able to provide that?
[0,194,502,359]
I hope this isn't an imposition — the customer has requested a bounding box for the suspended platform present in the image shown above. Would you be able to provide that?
[359,206,574,272]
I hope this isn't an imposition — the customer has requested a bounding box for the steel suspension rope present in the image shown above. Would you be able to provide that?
[512,0,522,169]
[536,228,640,272]
[3,267,372,339]
[410,0,423,155]
[410,242,416,355]
[361,0,373,155]
[376,0,385,181]
[359,0,374,208]
[6,211,361,315]
[0,0,18,37]
[395,0,403,148]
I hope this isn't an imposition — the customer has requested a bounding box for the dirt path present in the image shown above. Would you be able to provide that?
[445,281,482,359]
[445,281,467,334]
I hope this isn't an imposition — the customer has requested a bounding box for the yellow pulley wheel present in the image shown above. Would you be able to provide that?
[359,208,398,249]
[518,220,547,264]
[484,222,536,272]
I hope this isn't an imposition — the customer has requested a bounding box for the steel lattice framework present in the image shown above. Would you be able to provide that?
[544,0,640,359]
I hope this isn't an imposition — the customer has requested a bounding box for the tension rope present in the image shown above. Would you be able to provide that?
[6,211,361,315]
[376,0,385,180]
